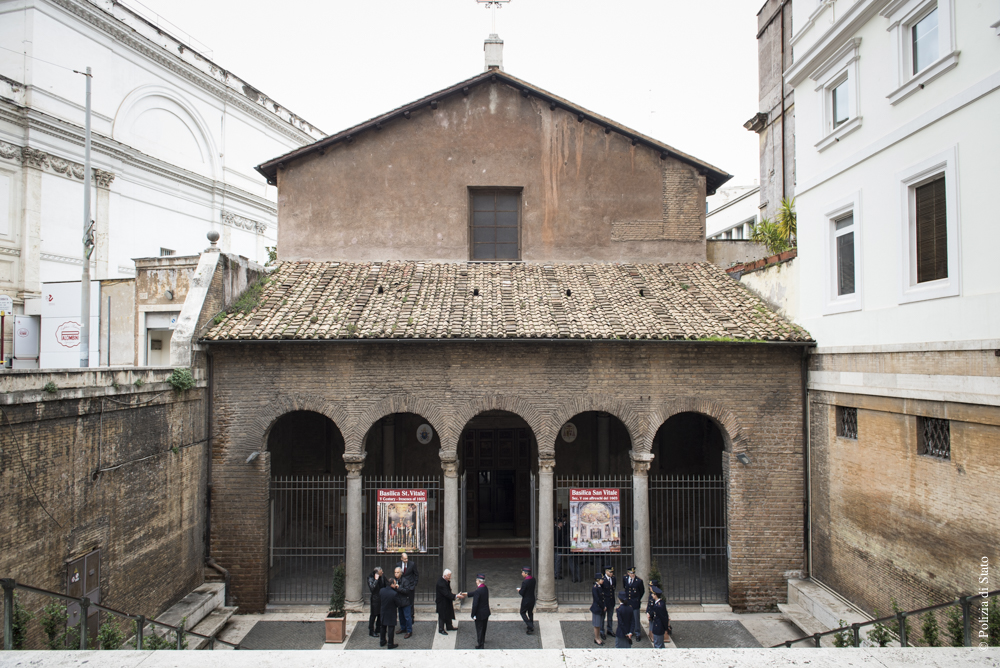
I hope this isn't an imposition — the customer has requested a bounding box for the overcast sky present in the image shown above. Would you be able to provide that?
[132,0,762,187]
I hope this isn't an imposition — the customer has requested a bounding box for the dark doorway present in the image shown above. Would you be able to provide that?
[463,425,531,538]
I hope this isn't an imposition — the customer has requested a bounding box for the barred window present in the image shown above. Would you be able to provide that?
[836,406,857,440]
[917,416,950,460]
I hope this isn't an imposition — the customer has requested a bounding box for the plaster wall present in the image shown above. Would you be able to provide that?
[739,257,799,323]
[276,82,707,264]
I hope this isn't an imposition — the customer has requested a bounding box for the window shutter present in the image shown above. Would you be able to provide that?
[915,177,947,283]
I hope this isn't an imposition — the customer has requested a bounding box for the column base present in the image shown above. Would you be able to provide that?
[345,597,364,613]
[536,597,558,612]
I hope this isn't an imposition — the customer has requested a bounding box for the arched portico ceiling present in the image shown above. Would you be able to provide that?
[237,393,352,465]
[645,398,748,454]
[355,394,450,457]
[550,394,643,455]
[449,394,548,458]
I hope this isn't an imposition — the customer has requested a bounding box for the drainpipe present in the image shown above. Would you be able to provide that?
[204,348,230,605]
[780,0,787,205]
[801,345,813,579]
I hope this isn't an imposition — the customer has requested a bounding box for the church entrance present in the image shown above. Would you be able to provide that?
[461,416,534,539]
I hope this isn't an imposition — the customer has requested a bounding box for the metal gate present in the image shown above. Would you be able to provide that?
[649,475,727,604]
[554,475,633,602]
[268,476,347,604]
[363,476,443,604]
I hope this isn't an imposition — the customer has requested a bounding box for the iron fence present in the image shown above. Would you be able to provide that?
[268,476,347,604]
[554,475,633,603]
[649,475,727,604]
[363,476,443,605]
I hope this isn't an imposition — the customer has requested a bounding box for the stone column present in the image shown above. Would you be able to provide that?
[344,460,365,612]
[441,458,460,585]
[536,457,557,611]
[631,452,652,590]
[597,412,610,472]
[382,416,395,476]
[93,169,114,280]
[18,153,44,299]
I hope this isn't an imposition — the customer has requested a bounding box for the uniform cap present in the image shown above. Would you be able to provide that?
[595,572,604,581]
[476,573,486,580]
[650,586,663,595]
[618,591,627,601]
[522,566,531,574]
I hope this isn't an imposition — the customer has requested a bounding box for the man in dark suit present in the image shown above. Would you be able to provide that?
[379,576,400,649]
[470,573,490,649]
[435,568,466,635]
[600,565,616,639]
[367,566,385,637]
[517,566,536,634]
[623,566,644,642]
[395,553,419,638]
[615,590,634,648]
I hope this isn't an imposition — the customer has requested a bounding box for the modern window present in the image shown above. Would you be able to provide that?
[823,192,862,315]
[898,146,960,304]
[810,38,861,151]
[160,247,175,256]
[836,406,858,440]
[469,189,521,261]
[834,214,855,296]
[917,416,950,460]
[912,7,939,74]
[882,0,958,105]
[831,79,849,129]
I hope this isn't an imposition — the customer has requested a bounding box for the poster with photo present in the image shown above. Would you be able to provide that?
[377,489,428,553]
[569,488,621,552]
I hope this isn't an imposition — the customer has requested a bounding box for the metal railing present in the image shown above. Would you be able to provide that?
[773,589,1000,648]
[1,578,240,650]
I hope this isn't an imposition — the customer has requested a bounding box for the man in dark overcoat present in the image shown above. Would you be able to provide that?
[435,568,465,634]
[367,566,385,637]
[470,573,490,649]
[623,566,644,642]
[517,566,536,634]
[379,577,400,649]
[395,553,419,637]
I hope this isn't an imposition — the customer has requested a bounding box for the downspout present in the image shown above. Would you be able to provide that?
[204,348,230,605]
[780,0,787,203]
[801,345,812,579]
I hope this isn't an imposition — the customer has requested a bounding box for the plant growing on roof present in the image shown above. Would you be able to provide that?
[776,197,797,244]
[43,381,58,394]
[167,368,195,392]
[750,217,791,256]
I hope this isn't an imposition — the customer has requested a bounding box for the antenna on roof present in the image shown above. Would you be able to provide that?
[477,0,509,71]
[476,0,510,35]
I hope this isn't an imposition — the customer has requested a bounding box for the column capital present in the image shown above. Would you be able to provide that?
[632,460,651,476]
[344,456,365,477]
[538,457,556,474]
[440,459,460,477]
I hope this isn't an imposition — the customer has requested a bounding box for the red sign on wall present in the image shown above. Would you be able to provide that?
[570,488,620,502]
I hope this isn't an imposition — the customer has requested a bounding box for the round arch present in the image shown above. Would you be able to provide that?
[645,398,748,454]
[449,394,548,457]
[355,394,450,458]
[114,84,220,179]
[236,393,353,465]
[549,394,643,456]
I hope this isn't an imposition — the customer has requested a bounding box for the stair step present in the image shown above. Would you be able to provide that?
[189,606,238,650]
[778,602,833,646]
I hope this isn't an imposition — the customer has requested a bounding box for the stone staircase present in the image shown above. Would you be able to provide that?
[152,582,237,649]
[777,578,869,647]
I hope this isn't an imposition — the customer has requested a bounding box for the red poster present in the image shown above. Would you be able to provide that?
[569,488,621,552]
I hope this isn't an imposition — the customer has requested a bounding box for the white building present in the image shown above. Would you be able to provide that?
[785,0,1000,623]
[706,184,760,239]
[0,0,324,359]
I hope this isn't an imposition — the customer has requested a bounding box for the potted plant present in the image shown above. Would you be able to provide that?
[326,562,347,643]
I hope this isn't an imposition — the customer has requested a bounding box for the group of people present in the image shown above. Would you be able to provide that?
[590,565,671,648]
[366,552,420,648]
[366,557,669,650]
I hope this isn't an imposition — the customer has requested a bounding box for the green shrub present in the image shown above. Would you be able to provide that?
[750,218,791,256]
[167,368,195,392]
[43,381,58,394]
[832,619,852,647]
[891,597,912,643]
[133,378,144,388]
[10,591,32,649]
[945,605,965,646]
[329,562,346,617]
[97,617,126,650]
[41,601,69,649]
[920,604,941,647]
[867,609,891,647]
[989,597,1000,646]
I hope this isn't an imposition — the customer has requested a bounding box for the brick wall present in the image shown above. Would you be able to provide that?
[0,372,207,648]
[809,349,1000,617]
[661,161,707,242]
[209,340,806,612]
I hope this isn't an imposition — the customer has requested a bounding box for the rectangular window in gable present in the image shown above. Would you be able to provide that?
[470,189,521,261]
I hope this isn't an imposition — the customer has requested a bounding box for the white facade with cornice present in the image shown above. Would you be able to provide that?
[0,0,324,319]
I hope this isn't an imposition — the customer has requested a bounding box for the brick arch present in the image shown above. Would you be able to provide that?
[239,394,353,465]
[549,394,644,454]
[449,394,549,458]
[354,394,451,457]
[644,398,748,454]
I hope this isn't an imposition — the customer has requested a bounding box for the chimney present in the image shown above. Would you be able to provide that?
[484,33,503,71]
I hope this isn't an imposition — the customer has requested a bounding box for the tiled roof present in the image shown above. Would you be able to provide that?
[203,261,812,343]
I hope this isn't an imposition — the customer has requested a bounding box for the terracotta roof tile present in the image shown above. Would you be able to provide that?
[204,261,813,343]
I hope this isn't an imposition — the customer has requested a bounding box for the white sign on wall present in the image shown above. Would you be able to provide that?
[40,281,100,369]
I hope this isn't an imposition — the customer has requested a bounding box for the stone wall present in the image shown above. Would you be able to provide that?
[208,340,807,612]
[808,348,1000,617]
[0,368,208,648]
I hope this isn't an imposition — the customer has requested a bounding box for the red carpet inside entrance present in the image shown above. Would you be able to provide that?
[472,547,531,559]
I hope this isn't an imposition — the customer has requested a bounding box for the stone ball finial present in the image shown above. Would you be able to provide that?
[207,230,220,245]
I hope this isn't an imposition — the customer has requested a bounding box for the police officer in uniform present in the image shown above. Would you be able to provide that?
[590,572,606,645]
[600,565,616,639]
[623,566,644,642]
[648,585,671,648]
